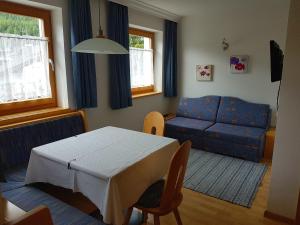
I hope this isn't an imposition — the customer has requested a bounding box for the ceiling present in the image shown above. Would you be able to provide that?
[135,0,289,17]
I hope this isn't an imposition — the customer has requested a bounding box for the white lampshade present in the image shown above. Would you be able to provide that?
[71,37,129,54]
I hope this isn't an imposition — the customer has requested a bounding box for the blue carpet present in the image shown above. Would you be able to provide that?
[184,149,267,207]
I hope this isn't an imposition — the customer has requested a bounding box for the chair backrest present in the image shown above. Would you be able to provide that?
[143,111,165,136]
[159,140,191,210]
[4,206,54,225]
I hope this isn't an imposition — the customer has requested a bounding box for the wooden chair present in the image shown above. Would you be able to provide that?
[4,206,54,225]
[143,111,165,136]
[123,140,192,225]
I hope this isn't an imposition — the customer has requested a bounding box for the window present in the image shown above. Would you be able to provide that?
[0,2,56,116]
[129,28,155,96]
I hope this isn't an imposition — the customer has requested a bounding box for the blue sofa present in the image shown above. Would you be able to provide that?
[165,96,271,162]
[0,114,106,225]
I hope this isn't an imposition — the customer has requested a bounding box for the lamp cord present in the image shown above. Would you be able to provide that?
[98,0,101,30]
[97,0,104,37]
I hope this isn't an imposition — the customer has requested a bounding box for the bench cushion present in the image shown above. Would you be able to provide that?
[0,165,27,192]
[176,96,221,121]
[4,165,27,182]
[205,123,266,147]
[2,186,105,225]
[0,115,84,169]
[216,97,270,129]
[0,170,5,182]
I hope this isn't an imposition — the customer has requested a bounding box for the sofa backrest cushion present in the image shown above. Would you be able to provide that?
[176,96,221,121]
[0,114,84,169]
[216,97,270,129]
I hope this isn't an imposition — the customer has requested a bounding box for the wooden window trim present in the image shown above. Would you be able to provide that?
[0,108,88,132]
[129,27,155,49]
[129,28,155,96]
[131,85,155,96]
[0,1,57,116]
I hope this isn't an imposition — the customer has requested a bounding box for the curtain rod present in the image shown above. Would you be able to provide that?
[0,35,48,42]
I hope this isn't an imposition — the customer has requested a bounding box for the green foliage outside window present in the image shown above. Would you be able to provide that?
[0,13,40,36]
[129,35,144,48]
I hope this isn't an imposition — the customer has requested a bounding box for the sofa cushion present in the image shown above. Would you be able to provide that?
[176,96,221,121]
[166,117,214,132]
[205,123,266,147]
[0,114,84,169]
[216,97,270,129]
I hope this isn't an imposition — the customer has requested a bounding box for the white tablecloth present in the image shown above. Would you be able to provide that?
[25,126,179,225]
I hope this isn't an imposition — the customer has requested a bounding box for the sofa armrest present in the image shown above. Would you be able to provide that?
[163,113,176,121]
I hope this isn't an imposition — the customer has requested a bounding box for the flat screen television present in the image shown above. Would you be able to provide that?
[270,40,284,82]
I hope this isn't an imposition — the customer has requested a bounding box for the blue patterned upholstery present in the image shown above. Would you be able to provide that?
[166,117,214,132]
[205,123,266,147]
[203,123,266,162]
[202,138,265,162]
[0,115,84,169]
[165,96,270,162]
[176,96,221,121]
[165,117,214,148]
[216,97,270,129]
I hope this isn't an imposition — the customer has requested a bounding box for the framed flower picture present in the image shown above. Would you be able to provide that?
[196,65,213,81]
[230,55,249,74]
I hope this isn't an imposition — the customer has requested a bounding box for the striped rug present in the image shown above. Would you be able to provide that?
[184,149,267,207]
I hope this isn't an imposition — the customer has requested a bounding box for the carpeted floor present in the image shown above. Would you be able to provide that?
[184,149,267,207]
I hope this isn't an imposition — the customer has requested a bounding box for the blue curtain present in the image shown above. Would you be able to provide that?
[108,2,132,110]
[164,20,178,97]
[70,0,97,109]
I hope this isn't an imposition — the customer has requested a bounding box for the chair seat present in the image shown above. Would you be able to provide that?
[205,123,265,146]
[136,179,165,208]
[166,117,214,133]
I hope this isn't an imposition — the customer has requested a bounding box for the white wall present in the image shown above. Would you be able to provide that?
[15,0,175,132]
[267,0,300,220]
[178,0,290,125]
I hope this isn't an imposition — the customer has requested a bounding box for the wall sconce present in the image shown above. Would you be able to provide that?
[222,38,229,51]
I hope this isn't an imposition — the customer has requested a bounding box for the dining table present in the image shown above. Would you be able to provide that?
[25,126,179,225]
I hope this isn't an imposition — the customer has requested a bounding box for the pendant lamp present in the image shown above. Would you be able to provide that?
[71,0,129,54]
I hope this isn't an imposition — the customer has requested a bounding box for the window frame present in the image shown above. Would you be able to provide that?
[0,1,57,116]
[129,27,155,96]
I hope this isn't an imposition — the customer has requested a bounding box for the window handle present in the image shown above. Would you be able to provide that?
[49,59,55,71]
